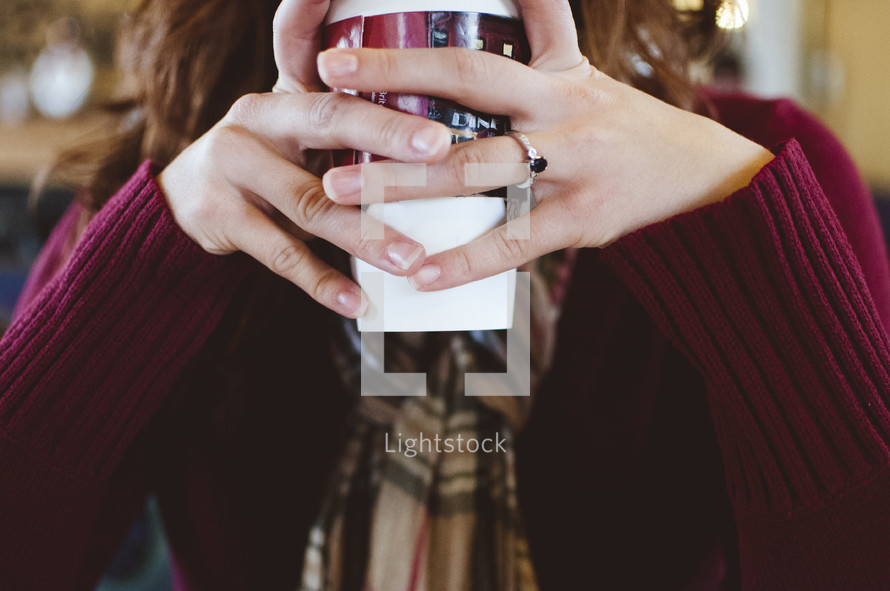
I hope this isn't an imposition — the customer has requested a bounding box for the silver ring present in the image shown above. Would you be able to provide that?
[505,131,547,189]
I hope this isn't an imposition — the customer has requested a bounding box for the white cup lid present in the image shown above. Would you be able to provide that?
[327,0,519,23]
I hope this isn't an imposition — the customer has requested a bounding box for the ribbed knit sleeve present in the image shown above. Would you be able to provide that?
[601,140,890,589]
[0,161,249,588]
[1,161,247,477]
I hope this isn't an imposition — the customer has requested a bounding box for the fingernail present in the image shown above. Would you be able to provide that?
[412,126,449,156]
[408,264,440,290]
[318,50,358,78]
[386,241,424,271]
[337,287,368,317]
[323,168,362,201]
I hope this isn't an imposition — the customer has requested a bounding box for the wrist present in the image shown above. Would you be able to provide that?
[695,129,775,209]
[634,121,774,239]
[607,133,774,246]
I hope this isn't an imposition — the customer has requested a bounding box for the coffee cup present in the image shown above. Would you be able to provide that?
[325,0,528,332]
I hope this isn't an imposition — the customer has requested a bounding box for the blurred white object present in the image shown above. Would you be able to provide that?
[0,69,30,126]
[741,0,804,100]
[29,17,95,120]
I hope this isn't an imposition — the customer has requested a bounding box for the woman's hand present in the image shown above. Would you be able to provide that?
[158,0,451,316]
[316,0,774,292]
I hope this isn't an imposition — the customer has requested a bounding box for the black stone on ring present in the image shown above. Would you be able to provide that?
[505,131,547,189]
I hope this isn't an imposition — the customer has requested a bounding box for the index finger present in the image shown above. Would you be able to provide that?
[407,197,572,291]
[318,48,548,118]
[273,0,331,93]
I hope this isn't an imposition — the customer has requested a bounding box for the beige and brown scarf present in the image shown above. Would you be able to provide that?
[300,255,571,591]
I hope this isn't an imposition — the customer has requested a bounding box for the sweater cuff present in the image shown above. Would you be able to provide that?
[0,161,249,479]
[601,140,890,515]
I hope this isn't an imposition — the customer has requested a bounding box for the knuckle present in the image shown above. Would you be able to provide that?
[204,124,246,161]
[450,49,490,90]
[194,218,237,255]
[374,114,403,150]
[364,161,399,191]
[226,93,264,124]
[189,191,219,227]
[354,224,386,259]
[309,269,342,303]
[269,242,307,278]
[271,9,287,39]
[377,51,401,85]
[178,175,230,230]
[555,77,601,113]
[492,230,527,262]
[353,237,375,261]
[449,145,486,188]
[454,248,474,279]
[292,183,333,227]
[307,92,344,134]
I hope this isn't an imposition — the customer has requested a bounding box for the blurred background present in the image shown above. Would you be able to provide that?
[0,0,889,589]
[0,0,130,325]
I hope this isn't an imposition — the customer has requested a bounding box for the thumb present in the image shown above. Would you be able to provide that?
[516,0,586,72]
[273,0,331,93]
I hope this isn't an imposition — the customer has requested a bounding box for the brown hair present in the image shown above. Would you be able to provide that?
[45,0,722,212]
[573,0,723,107]
[44,0,281,212]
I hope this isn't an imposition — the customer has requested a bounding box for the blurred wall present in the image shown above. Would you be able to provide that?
[818,1,890,193]
[742,0,803,100]
[739,0,890,194]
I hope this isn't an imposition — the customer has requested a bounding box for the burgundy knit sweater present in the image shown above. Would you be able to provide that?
[2,93,889,591]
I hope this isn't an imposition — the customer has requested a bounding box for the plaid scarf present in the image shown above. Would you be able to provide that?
[300,260,570,591]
